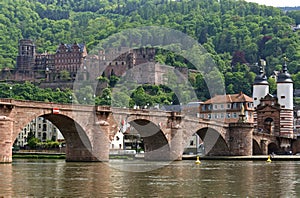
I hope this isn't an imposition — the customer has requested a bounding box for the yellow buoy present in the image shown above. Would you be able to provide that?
[195,155,201,164]
[266,155,272,163]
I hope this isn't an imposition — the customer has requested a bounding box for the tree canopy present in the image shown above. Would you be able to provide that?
[0,0,299,103]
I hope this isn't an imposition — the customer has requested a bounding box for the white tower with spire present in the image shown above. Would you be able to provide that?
[277,60,293,110]
[277,59,293,137]
[253,65,269,108]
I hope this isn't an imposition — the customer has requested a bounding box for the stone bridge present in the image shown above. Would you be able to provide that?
[0,99,284,163]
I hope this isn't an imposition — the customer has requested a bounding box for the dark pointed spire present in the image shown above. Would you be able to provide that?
[254,64,268,85]
[259,65,264,75]
[277,57,292,83]
[282,57,288,73]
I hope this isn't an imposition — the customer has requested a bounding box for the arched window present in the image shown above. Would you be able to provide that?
[264,117,274,134]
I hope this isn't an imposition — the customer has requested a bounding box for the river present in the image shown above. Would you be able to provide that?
[0,159,300,197]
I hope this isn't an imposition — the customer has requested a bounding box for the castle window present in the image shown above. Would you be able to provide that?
[281,96,285,99]
[281,105,285,108]
[254,97,257,100]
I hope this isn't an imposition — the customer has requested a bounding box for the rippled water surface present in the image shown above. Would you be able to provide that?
[1,159,300,197]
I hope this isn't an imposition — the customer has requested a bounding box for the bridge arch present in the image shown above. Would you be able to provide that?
[253,139,262,155]
[183,125,229,156]
[12,109,101,162]
[128,118,170,160]
[268,142,279,154]
[195,127,230,156]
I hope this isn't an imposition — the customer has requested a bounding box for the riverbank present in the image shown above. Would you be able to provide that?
[13,152,65,159]
[12,151,135,160]
[13,151,300,161]
[182,154,300,161]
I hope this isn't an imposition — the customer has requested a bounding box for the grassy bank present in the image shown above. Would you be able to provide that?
[13,153,65,159]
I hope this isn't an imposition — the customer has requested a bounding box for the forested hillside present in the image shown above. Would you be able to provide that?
[0,0,299,100]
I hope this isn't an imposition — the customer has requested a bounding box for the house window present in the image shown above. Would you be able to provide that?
[214,105,218,110]
[281,96,285,99]
[227,113,231,118]
[221,104,224,109]
[227,104,231,109]
[233,113,237,118]
[43,124,47,131]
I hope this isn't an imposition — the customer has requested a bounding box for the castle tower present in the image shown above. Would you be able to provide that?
[253,65,269,108]
[277,60,294,138]
[16,39,36,70]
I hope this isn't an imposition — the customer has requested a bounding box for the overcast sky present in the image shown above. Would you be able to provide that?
[244,0,300,7]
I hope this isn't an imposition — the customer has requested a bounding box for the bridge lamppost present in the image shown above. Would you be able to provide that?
[106,95,110,106]
[45,67,50,81]
[9,86,12,98]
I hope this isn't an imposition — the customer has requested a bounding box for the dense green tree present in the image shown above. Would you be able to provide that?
[0,0,299,103]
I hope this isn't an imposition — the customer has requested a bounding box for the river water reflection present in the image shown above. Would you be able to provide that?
[1,159,300,197]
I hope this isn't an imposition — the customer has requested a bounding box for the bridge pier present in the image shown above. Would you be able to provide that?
[229,122,253,156]
[64,125,110,162]
[0,116,13,163]
[260,139,268,155]
[169,128,183,161]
